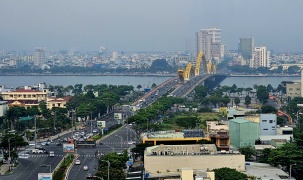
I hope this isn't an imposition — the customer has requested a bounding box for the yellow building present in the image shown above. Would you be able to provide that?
[46,96,71,109]
[1,89,47,108]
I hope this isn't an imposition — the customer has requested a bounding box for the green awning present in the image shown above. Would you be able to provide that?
[18,116,34,122]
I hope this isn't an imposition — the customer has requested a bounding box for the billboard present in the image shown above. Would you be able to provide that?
[63,143,75,153]
[38,173,52,180]
[114,113,122,120]
[97,121,106,128]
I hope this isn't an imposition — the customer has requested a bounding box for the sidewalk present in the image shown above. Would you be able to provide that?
[35,125,83,143]
[0,163,18,176]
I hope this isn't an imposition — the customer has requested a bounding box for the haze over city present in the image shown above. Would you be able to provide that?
[1,0,302,52]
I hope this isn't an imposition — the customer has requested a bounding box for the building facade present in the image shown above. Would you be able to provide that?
[0,101,8,117]
[250,46,271,68]
[196,28,224,62]
[229,118,259,148]
[259,114,277,135]
[144,144,245,179]
[1,89,47,108]
[238,37,254,60]
[33,48,46,66]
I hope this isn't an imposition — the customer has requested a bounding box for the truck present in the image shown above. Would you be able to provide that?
[75,140,96,148]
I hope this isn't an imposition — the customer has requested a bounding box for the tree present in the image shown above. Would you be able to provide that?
[213,167,247,180]
[261,105,277,113]
[136,85,142,91]
[244,95,251,108]
[234,97,241,106]
[258,148,272,163]
[256,85,269,104]
[238,145,255,161]
[151,83,157,89]
[268,143,303,178]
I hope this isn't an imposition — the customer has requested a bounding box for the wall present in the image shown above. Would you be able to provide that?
[144,154,245,178]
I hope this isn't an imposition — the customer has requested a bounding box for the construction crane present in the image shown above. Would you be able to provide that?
[278,110,293,124]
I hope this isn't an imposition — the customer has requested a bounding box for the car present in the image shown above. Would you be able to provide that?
[49,151,55,157]
[41,142,47,146]
[98,141,103,145]
[92,129,98,133]
[86,173,93,179]
[75,160,81,165]
[83,165,89,171]
[56,142,62,146]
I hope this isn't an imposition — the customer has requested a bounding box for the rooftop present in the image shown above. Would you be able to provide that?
[244,162,295,180]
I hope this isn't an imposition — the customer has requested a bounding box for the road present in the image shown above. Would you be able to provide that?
[67,125,136,180]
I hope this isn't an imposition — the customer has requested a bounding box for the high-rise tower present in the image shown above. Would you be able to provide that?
[33,48,46,66]
[196,28,224,62]
[239,37,254,60]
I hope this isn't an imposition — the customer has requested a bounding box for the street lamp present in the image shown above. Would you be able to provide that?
[40,164,52,173]
[8,137,13,169]
[101,160,110,180]
[115,135,123,153]
[289,163,296,180]
[105,145,115,152]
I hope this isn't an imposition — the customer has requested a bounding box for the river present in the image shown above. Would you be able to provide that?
[0,75,300,89]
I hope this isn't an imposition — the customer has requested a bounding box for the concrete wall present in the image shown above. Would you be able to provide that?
[260,114,277,135]
[144,154,245,177]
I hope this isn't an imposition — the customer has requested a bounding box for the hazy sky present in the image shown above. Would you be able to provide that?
[1,0,302,52]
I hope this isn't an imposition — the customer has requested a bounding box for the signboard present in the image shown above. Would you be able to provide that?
[97,121,106,128]
[114,113,122,120]
[63,143,75,153]
[38,173,52,180]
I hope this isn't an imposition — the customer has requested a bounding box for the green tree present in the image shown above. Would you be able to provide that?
[151,83,157,89]
[244,95,251,108]
[261,105,277,113]
[238,145,255,161]
[234,97,241,106]
[136,84,142,91]
[258,148,272,163]
[256,85,269,104]
[213,167,248,180]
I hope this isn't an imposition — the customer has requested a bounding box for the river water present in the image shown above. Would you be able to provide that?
[0,75,300,89]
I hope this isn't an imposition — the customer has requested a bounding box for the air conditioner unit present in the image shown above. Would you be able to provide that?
[177,169,180,172]
[157,171,161,173]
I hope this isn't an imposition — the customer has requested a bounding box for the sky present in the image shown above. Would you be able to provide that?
[1,0,302,53]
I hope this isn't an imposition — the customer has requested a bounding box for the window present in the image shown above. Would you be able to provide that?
[269,120,273,123]
[263,129,268,130]
[262,120,267,122]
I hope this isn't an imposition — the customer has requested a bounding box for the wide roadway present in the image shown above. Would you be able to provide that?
[67,125,136,180]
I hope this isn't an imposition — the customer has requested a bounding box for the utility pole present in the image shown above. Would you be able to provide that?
[34,116,37,149]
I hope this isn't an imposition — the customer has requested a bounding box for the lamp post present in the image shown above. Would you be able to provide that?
[289,163,296,180]
[101,160,110,180]
[115,135,123,153]
[34,116,37,149]
[105,145,115,152]
[8,137,13,169]
[296,110,302,128]
[40,164,52,173]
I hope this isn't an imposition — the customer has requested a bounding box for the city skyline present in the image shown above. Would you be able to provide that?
[1,0,302,52]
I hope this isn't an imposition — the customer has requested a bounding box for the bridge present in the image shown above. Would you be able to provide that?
[131,51,227,107]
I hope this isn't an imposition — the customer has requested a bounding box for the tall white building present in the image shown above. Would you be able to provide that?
[250,47,270,68]
[33,48,46,66]
[196,28,224,62]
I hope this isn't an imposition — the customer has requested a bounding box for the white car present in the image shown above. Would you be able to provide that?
[83,165,89,171]
[75,160,81,165]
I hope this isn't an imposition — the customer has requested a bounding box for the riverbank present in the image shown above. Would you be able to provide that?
[0,73,176,77]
